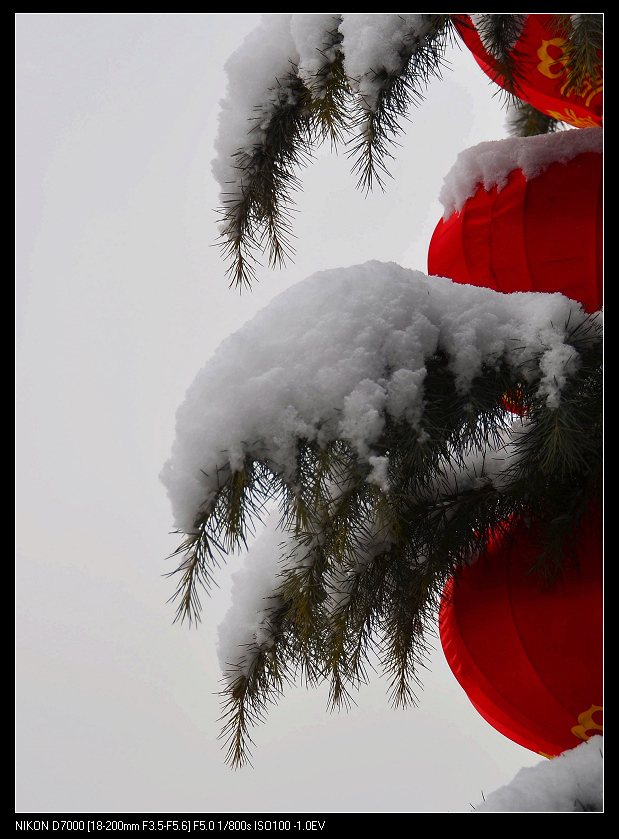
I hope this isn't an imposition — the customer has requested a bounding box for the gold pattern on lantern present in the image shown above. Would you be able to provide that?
[559,77,603,107]
[571,704,603,742]
[536,39,568,79]
[546,109,601,128]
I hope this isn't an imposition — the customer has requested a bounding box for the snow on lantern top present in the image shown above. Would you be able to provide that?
[438,126,602,219]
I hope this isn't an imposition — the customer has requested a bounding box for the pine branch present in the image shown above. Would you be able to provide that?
[302,28,352,149]
[168,297,601,766]
[218,624,290,769]
[217,529,334,768]
[466,14,529,98]
[507,101,564,137]
[217,71,315,290]
[347,15,452,193]
[166,458,282,625]
[216,22,350,290]
[551,14,603,98]
[380,562,436,710]
[166,528,224,626]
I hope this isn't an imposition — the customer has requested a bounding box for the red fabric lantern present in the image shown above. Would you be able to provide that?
[427,139,603,314]
[439,520,603,757]
[453,14,603,129]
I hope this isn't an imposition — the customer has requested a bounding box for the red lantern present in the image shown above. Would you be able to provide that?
[439,520,603,757]
[500,389,526,416]
[453,14,603,129]
[427,134,603,314]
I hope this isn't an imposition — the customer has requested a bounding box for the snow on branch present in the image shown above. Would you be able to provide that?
[160,261,598,537]
[212,14,450,286]
[160,261,601,766]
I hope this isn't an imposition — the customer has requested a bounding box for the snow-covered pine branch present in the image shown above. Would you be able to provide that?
[213,15,344,288]
[164,116,603,766]
[159,260,601,767]
[160,262,598,542]
[213,14,452,287]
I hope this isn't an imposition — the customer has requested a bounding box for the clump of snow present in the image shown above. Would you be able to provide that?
[211,14,298,209]
[474,737,603,812]
[290,14,342,95]
[160,261,594,536]
[338,14,435,110]
[217,503,395,679]
[368,455,391,493]
[211,12,442,208]
[438,127,602,218]
[217,509,287,678]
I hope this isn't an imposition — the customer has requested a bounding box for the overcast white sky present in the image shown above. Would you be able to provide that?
[16,13,543,815]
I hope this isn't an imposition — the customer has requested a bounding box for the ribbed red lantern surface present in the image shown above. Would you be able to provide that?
[453,14,602,129]
[428,147,602,314]
[439,521,603,757]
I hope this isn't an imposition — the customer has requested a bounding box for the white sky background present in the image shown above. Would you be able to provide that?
[16,13,543,814]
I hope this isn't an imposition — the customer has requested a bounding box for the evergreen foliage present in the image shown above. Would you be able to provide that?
[552,14,603,98]
[506,102,563,138]
[167,13,603,767]
[461,13,529,98]
[167,311,602,767]
[216,13,602,289]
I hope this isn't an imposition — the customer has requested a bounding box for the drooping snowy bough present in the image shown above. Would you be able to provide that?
[160,262,602,766]
[213,13,452,287]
